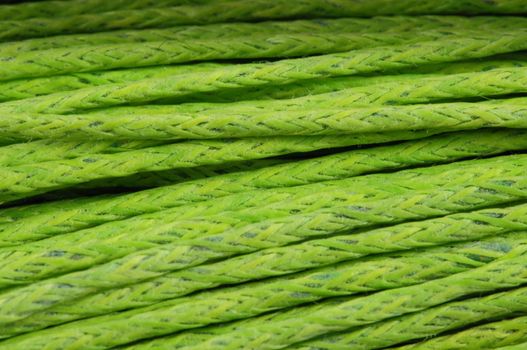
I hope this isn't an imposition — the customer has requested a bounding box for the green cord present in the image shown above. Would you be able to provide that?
[1,26,523,81]
[9,202,527,337]
[283,286,527,349]
[2,55,526,104]
[127,248,527,350]
[0,0,214,21]
[392,315,527,349]
[0,0,525,40]
[140,285,527,350]
[0,129,523,247]
[92,66,527,115]
[0,154,525,327]
[2,30,526,116]
[4,98,527,142]
[0,16,518,55]
[0,134,389,203]
[0,235,521,349]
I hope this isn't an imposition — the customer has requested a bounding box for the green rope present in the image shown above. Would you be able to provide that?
[69,158,288,190]
[0,154,525,327]
[0,236,520,348]
[0,134,388,203]
[0,129,521,247]
[165,57,527,105]
[2,153,519,288]
[2,55,525,104]
[0,139,165,167]
[2,31,526,116]
[2,26,523,81]
[0,0,525,40]
[136,285,527,350]
[0,16,516,55]
[9,202,527,337]
[92,66,527,115]
[0,63,223,103]
[4,98,527,143]
[391,315,527,349]
[494,341,527,350]
[0,0,214,21]
[127,249,527,350]
[289,288,527,349]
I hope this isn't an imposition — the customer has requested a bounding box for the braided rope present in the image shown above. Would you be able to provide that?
[0,154,525,326]
[406,52,527,74]
[391,315,527,349]
[0,16,491,55]
[135,285,527,350]
[1,0,525,41]
[72,158,288,190]
[97,66,527,115]
[0,0,212,21]
[0,237,519,348]
[2,153,516,288]
[290,287,527,349]
[0,63,223,102]
[5,98,527,143]
[2,27,523,81]
[0,139,164,167]
[2,31,526,116]
[494,341,527,350]
[0,129,430,224]
[0,129,522,247]
[3,55,525,104]
[0,134,384,203]
[170,57,527,105]
[131,249,527,350]
[12,202,527,336]
[268,67,527,108]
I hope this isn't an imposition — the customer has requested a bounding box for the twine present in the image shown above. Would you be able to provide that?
[8,203,527,336]
[0,154,525,327]
[2,31,527,116]
[0,16,515,55]
[0,130,524,247]
[4,242,525,350]
[0,0,525,41]
[129,249,527,350]
[392,315,527,349]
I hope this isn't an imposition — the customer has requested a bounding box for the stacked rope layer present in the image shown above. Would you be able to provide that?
[0,2,527,350]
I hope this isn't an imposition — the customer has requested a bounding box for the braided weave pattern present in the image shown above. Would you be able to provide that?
[495,341,527,350]
[1,4,527,348]
[1,0,525,40]
[290,287,527,349]
[0,139,163,167]
[0,16,518,55]
[0,0,212,20]
[0,63,222,102]
[96,66,527,114]
[138,285,527,350]
[160,56,527,104]
[0,154,525,326]
[4,99,527,142]
[2,154,515,288]
[137,249,527,350]
[2,27,522,81]
[393,315,527,349]
[0,130,522,247]
[11,203,527,335]
[0,237,518,348]
[68,158,287,190]
[2,31,527,115]
[5,55,525,104]
[0,134,379,203]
